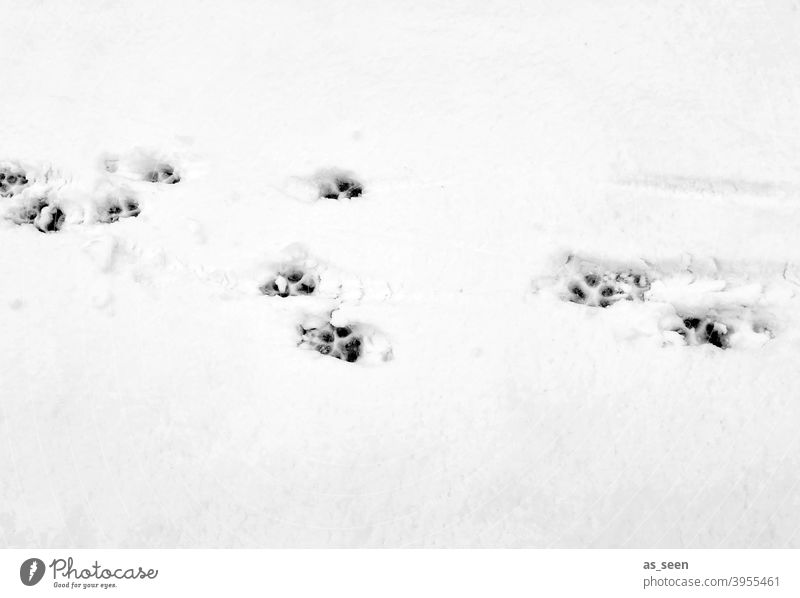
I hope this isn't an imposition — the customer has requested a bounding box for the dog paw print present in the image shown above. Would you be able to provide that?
[96,194,141,224]
[0,164,31,198]
[672,316,730,348]
[567,270,650,307]
[316,170,363,200]
[664,311,774,350]
[259,264,319,297]
[144,163,180,185]
[299,323,363,362]
[101,152,181,185]
[6,196,65,233]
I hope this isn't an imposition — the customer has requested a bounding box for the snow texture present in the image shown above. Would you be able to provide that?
[2,0,800,548]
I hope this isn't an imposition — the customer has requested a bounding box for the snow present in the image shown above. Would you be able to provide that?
[2,0,800,547]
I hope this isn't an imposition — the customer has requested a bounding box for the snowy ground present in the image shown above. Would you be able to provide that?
[2,1,800,547]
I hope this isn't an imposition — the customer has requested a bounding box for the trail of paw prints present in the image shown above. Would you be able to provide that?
[0,153,183,233]
[256,245,394,364]
[2,183,142,234]
[1,161,65,233]
[544,254,785,350]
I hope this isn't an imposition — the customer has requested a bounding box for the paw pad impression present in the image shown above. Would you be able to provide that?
[300,322,363,362]
[96,193,141,224]
[0,163,31,198]
[316,170,363,200]
[567,270,650,308]
[6,196,65,233]
[144,163,180,185]
[259,264,319,297]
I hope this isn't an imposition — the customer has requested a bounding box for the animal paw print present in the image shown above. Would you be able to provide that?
[317,170,363,200]
[567,270,650,307]
[0,164,31,198]
[6,196,65,233]
[103,152,181,185]
[300,323,363,362]
[144,163,180,185]
[673,316,730,348]
[96,194,141,224]
[259,264,319,297]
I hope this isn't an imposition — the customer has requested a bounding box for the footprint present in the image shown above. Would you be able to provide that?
[542,253,784,349]
[102,150,181,185]
[259,262,320,297]
[562,257,650,308]
[671,315,731,348]
[300,322,363,362]
[298,315,393,364]
[5,195,65,233]
[95,193,141,224]
[315,169,363,200]
[143,163,181,185]
[0,162,32,198]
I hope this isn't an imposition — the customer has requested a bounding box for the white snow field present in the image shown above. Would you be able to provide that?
[2,1,800,548]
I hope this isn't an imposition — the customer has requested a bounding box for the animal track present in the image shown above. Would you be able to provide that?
[672,315,730,348]
[259,263,319,297]
[6,196,65,233]
[566,268,650,307]
[96,193,141,224]
[542,254,785,350]
[103,151,181,185]
[316,170,363,200]
[0,163,31,197]
[297,312,394,364]
[144,163,180,185]
[299,322,364,362]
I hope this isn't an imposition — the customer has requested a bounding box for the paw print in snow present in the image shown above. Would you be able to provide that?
[7,196,65,233]
[102,151,181,185]
[96,194,141,224]
[567,270,649,307]
[259,264,319,297]
[0,164,31,197]
[316,170,363,200]
[300,323,363,362]
[144,163,181,185]
[669,315,731,348]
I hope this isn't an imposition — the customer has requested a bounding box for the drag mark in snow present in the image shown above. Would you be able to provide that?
[615,174,800,201]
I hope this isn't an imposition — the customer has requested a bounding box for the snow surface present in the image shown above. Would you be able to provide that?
[2,0,800,547]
